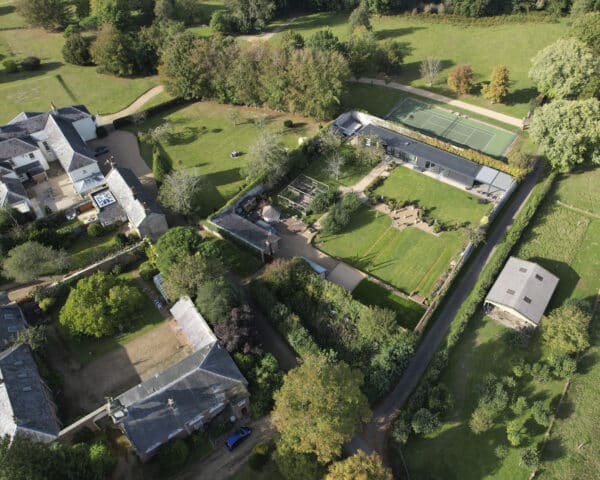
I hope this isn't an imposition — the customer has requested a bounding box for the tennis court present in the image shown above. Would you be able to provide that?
[386,98,516,158]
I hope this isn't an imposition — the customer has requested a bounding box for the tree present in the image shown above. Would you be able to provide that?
[570,0,600,15]
[272,354,371,463]
[152,147,171,183]
[62,32,92,66]
[511,396,528,415]
[447,64,474,95]
[542,302,591,355]
[348,0,371,34]
[273,441,323,480]
[279,30,305,51]
[506,419,526,446]
[570,12,600,53]
[210,9,236,34]
[327,153,346,180]
[196,279,238,325]
[469,404,495,434]
[520,446,540,469]
[242,132,289,185]
[214,305,261,354]
[158,168,206,217]
[531,401,551,427]
[226,109,242,127]
[225,0,276,32]
[347,27,378,77]
[529,98,600,172]
[15,0,70,30]
[482,64,510,103]
[411,408,440,435]
[162,254,221,300]
[325,450,392,480]
[154,227,202,274]
[307,29,343,52]
[376,39,405,75]
[90,25,137,77]
[3,241,68,282]
[420,57,441,86]
[529,38,599,99]
[59,272,144,338]
[358,306,398,344]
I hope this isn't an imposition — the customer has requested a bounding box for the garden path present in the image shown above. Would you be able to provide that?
[96,85,165,126]
[353,78,524,128]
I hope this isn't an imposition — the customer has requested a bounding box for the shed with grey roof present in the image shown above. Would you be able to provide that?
[170,297,217,351]
[0,344,60,442]
[485,257,559,330]
[211,209,280,256]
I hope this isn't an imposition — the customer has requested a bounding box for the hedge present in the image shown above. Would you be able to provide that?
[401,169,556,416]
[402,12,560,26]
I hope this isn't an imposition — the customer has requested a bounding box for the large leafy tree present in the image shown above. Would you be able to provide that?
[570,12,600,53]
[158,168,207,217]
[325,450,392,480]
[529,98,600,172]
[162,254,221,300]
[542,302,591,356]
[154,226,202,274]
[482,64,510,103]
[529,38,599,99]
[90,25,138,76]
[62,33,93,66]
[3,241,68,282]
[59,272,144,338]
[15,0,70,31]
[272,354,371,464]
[225,0,276,32]
[447,64,474,95]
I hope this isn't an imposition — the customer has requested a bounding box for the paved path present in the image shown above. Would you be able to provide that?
[354,78,524,129]
[346,162,543,462]
[97,85,165,126]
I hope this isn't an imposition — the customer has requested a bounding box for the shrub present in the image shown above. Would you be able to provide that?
[511,396,528,415]
[495,444,509,459]
[62,32,92,66]
[469,405,495,434]
[283,119,294,128]
[87,222,104,237]
[506,419,526,446]
[520,446,540,469]
[3,59,18,73]
[531,401,551,427]
[38,296,56,313]
[411,408,440,435]
[390,413,411,445]
[548,354,577,378]
[158,439,189,473]
[309,190,338,214]
[114,232,127,247]
[88,441,117,479]
[21,56,41,71]
[139,260,158,281]
[248,441,271,471]
[210,10,235,34]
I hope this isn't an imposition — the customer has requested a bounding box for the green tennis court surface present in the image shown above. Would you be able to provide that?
[386,98,516,158]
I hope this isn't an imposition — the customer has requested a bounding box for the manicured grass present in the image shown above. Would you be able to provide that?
[202,236,262,277]
[133,101,318,215]
[0,2,160,123]
[375,165,490,227]
[403,314,565,480]
[316,205,465,299]
[352,278,424,330]
[302,156,373,188]
[274,13,568,117]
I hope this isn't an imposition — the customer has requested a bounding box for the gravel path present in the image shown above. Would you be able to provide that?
[96,85,165,126]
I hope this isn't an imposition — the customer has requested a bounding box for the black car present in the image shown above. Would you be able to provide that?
[94,146,109,157]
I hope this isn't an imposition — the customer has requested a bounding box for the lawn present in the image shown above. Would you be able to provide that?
[554,167,600,216]
[302,155,374,189]
[66,230,120,270]
[0,3,160,123]
[352,278,424,330]
[316,205,466,300]
[133,101,319,215]
[403,315,565,480]
[375,165,490,227]
[273,13,568,117]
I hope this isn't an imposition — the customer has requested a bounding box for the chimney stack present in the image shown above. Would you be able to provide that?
[167,398,176,409]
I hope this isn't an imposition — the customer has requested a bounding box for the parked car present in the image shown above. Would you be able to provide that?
[224,426,251,451]
[94,146,109,157]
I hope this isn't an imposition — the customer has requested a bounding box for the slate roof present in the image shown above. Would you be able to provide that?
[0,178,28,209]
[0,137,38,160]
[0,344,60,442]
[0,113,50,140]
[0,305,27,348]
[170,297,218,351]
[106,167,163,227]
[359,123,482,180]
[485,257,559,326]
[113,341,247,457]
[45,115,96,172]
[211,210,280,253]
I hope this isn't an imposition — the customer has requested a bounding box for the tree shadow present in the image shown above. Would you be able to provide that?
[541,437,566,463]
[168,126,203,145]
[554,399,575,420]
[0,4,15,15]
[526,257,579,308]
[375,26,426,41]
[504,88,538,107]
[0,61,63,85]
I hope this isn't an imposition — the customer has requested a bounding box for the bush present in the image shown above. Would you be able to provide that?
[210,10,235,34]
[411,408,440,435]
[511,396,528,415]
[87,223,104,237]
[309,190,338,214]
[158,439,189,473]
[139,260,158,281]
[248,441,271,471]
[495,444,509,459]
[88,441,117,479]
[3,59,18,73]
[548,354,577,378]
[531,401,551,427]
[21,56,41,71]
[38,296,56,313]
[114,232,127,247]
[507,419,526,446]
[520,446,540,469]
[283,119,294,128]
[63,32,92,66]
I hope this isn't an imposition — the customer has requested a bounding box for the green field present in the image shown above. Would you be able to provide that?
[404,315,565,480]
[317,205,465,299]
[387,97,517,157]
[352,278,424,330]
[0,3,161,123]
[375,165,490,227]
[274,14,568,117]
[402,169,600,479]
[134,101,318,215]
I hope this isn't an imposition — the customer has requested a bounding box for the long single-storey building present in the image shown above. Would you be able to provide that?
[484,257,559,330]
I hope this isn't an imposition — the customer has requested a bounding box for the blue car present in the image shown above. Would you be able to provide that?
[224,426,252,451]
